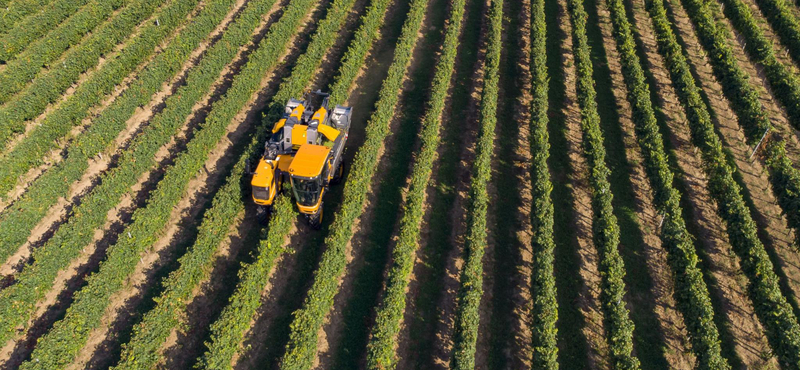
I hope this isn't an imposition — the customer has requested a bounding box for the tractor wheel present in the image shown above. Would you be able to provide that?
[307,205,323,230]
[331,160,345,185]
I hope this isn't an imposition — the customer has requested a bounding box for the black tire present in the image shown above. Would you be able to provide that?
[307,204,323,230]
[331,159,345,185]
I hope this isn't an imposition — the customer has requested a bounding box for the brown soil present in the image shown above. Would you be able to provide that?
[227,220,300,370]
[593,0,695,367]
[68,2,321,368]
[310,0,433,367]
[309,1,455,368]
[0,0,242,280]
[388,1,486,368]
[637,0,779,366]
[0,0,144,158]
[0,0,221,212]
[479,0,534,367]
[0,0,303,366]
[684,0,800,320]
[557,0,610,367]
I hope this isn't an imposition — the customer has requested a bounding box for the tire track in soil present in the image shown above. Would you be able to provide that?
[554,0,609,367]
[207,1,407,368]
[670,0,800,325]
[0,0,249,282]
[313,0,449,367]
[0,0,300,366]
[635,0,779,367]
[60,2,330,368]
[482,0,534,367]
[0,0,181,212]
[591,0,694,367]
[390,0,483,367]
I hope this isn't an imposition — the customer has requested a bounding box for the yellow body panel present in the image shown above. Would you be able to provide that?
[291,125,309,147]
[271,104,305,133]
[317,124,340,141]
[288,144,330,178]
[251,154,292,206]
[311,107,326,123]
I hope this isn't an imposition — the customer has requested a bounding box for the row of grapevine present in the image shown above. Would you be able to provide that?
[0,0,131,102]
[710,0,800,247]
[764,140,800,248]
[647,0,800,366]
[450,0,502,369]
[0,0,90,61]
[110,0,363,365]
[528,0,559,366]
[14,0,320,366]
[196,0,399,364]
[0,0,57,33]
[0,0,167,143]
[0,0,243,271]
[0,0,201,198]
[0,0,280,359]
[277,0,431,366]
[751,0,800,67]
[565,0,640,367]
[364,0,466,368]
[604,0,730,367]
[676,0,773,142]
[717,0,800,131]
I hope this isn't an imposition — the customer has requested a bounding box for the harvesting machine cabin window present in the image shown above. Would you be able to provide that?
[292,176,322,206]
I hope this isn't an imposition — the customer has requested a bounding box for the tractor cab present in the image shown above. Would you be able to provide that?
[249,90,352,227]
[287,126,346,228]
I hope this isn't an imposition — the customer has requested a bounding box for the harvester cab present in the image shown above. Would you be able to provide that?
[249,90,352,228]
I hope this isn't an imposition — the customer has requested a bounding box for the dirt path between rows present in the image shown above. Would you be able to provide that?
[212,0,382,368]
[66,3,325,369]
[311,0,448,367]
[726,0,800,171]
[0,0,189,211]
[0,0,300,366]
[0,0,249,281]
[387,2,486,369]
[633,0,779,367]
[670,0,800,323]
[480,0,534,367]
[555,0,609,367]
[592,0,694,367]
[0,2,131,157]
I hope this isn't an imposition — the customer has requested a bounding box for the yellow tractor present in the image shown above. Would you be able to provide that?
[248,91,351,228]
